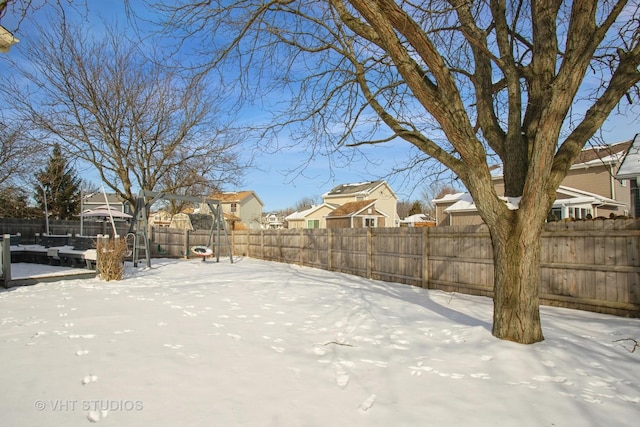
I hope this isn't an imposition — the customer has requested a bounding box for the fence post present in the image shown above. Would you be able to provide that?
[422,226,430,289]
[367,227,373,279]
[1,234,11,288]
[300,229,304,267]
[184,229,190,259]
[328,228,333,271]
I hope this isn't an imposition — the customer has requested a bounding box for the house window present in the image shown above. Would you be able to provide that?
[621,179,628,188]
[230,203,237,213]
[568,207,592,220]
[307,219,319,229]
[548,208,563,221]
[364,217,376,227]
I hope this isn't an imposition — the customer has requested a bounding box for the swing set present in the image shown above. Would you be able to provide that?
[127,190,233,268]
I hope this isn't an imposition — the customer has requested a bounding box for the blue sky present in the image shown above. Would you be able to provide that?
[1,1,638,212]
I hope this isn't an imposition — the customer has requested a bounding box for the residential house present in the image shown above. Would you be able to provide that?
[434,140,632,226]
[263,213,286,229]
[82,192,132,216]
[285,203,338,229]
[399,213,436,227]
[325,200,389,228]
[148,210,172,228]
[321,180,400,227]
[168,211,242,231]
[615,133,640,217]
[283,180,400,229]
[204,191,264,230]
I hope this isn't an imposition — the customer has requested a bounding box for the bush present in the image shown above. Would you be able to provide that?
[96,237,127,281]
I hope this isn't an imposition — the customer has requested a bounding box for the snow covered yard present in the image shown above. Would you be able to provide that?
[0,257,638,426]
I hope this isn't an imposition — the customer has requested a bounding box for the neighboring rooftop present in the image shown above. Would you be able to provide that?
[323,180,385,197]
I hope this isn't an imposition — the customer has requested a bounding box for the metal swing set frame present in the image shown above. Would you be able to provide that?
[127,190,233,268]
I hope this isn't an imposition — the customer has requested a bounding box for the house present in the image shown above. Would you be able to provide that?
[325,199,389,228]
[82,192,131,215]
[614,133,640,217]
[283,180,400,229]
[434,140,633,226]
[203,191,264,230]
[399,213,436,227]
[285,203,338,229]
[262,213,285,229]
[148,210,172,228]
[322,180,400,227]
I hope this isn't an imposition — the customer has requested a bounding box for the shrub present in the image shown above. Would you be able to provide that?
[96,237,127,281]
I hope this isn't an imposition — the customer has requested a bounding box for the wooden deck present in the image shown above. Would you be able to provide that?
[1,244,98,288]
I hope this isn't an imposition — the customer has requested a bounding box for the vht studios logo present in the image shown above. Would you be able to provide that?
[34,400,143,411]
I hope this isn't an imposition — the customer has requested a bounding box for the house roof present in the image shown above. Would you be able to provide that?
[489,140,632,178]
[210,191,264,206]
[615,134,640,179]
[401,213,431,223]
[323,180,388,198]
[327,200,386,218]
[223,212,242,222]
[84,193,126,205]
[554,186,625,207]
[433,192,466,204]
[443,193,520,214]
[285,203,337,221]
[573,140,631,166]
[443,185,624,214]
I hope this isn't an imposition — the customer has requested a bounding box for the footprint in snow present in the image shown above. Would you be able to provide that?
[163,344,183,349]
[470,372,491,379]
[333,364,350,388]
[359,394,376,412]
[532,375,567,383]
[82,374,98,385]
[87,410,108,423]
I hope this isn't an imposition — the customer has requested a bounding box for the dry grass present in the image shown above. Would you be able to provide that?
[96,237,127,281]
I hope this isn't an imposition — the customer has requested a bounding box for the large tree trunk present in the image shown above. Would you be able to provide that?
[489,218,545,344]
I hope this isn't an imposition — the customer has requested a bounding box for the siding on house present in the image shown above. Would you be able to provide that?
[435,140,634,225]
[207,191,265,230]
[325,200,388,229]
[286,204,337,229]
[323,181,399,227]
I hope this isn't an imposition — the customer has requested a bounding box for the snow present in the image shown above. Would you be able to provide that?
[1,257,638,426]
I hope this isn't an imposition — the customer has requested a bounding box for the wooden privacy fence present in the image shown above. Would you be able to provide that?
[4,216,638,317]
[200,219,639,318]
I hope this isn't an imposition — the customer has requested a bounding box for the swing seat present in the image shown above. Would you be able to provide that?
[192,246,213,261]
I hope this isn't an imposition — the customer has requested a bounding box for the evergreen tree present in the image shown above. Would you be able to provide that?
[0,187,41,218]
[34,144,82,220]
[408,201,423,217]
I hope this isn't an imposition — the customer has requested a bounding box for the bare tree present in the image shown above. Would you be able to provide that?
[149,1,640,344]
[0,117,43,188]
[1,17,245,207]
[0,0,84,28]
